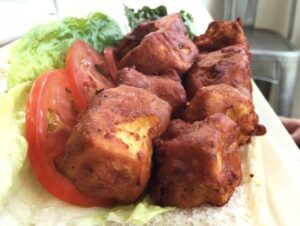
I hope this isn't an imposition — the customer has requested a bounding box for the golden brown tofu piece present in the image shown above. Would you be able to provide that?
[118,13,184,59]
[184,84,266,145]
[59,85,172,204]
[194,18,248,52]
[118,14,198,75]
[150,113,241,208]
[116,67,186,117]
[185,44,252,99]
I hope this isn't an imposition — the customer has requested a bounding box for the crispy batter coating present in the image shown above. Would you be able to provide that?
[59,85,171,204]
[56,17,266,209]
[194,18,248,52]
[150,113,241,208]
[118,13,183,59]
[185,44,252,99]
[184,84,266,145]
[118,14,198,75]
[116,67,186,116]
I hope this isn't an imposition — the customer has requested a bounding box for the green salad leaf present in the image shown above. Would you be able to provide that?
[0,82,31,207]
[125,5,196,39]
[98,196,174,225]
[53,196,174,226]
[8,12,123,88]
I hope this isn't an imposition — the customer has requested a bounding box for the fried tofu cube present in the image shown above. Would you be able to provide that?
[184,84,265,145]
[194,19,248,52]
[59,85,171,204]
[150,114,242,208]
[118,14,198,75]
[185,44,252,99]
[116,67,186,117]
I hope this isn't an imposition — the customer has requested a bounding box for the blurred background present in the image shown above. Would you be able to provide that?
[202,0,300,118]
[0,0,299,118]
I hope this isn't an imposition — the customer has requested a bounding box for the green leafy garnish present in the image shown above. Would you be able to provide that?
[125,5,196,39]
[8,12,123,88]
[180,10,196,39]
[125,5,167,30]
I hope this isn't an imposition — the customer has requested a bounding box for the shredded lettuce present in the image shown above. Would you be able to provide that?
[0,82,31,207]
[8,12,123,88]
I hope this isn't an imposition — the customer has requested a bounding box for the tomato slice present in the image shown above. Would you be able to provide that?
[66,40,113,110]
[103,46,119,81]
[26,69,114,207]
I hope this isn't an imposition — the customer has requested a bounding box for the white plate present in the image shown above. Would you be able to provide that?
[253,84,300,226]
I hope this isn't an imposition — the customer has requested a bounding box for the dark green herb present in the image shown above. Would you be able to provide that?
[179,10,196,39]
[125,5,167,30]
[125,5,196,39]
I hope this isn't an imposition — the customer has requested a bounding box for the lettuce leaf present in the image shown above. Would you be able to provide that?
[96,196,174,225]
[0,159,173,226]
[0,82,31,207]
[8,12,123,88]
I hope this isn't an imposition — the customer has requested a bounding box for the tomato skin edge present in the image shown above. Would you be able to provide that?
[66,40,114,111]
[25,69,115,207]
[103,46,119,82]
[66,45,87,110]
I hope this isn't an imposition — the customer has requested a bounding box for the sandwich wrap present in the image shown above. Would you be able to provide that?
[0,3,275,226]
